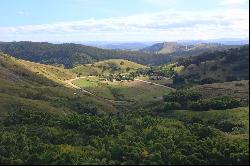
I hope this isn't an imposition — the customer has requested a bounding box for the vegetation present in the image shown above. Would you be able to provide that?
[0,52,115,117]
[0,42,173,68]
[141,42,239,55]
[72,77,172,103]
[137,45,249,89]
[0,108,248,165]
[0,43,249,165]
[172,45,249,87]
[72,59,146,77]
[190,80,249,102]
[162,91,244,111]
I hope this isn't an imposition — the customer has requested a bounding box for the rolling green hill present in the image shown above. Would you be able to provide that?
[141,42,187,54]
[0,42,242,68]
[172,45,249,86]
[0,41,174,67]
[72,59,147,76]
[72,76,172,104]
[189,80,249,101]
[0,52,116,116]
[0,46,249,165]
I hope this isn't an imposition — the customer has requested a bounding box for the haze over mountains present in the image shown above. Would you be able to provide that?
[140,42,241,55]
[77,38,249,51]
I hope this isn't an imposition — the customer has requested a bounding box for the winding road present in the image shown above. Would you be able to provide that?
[134,79,176,91]
[65,76,96,95]
[65,76,132,104]
[65,76,175,103]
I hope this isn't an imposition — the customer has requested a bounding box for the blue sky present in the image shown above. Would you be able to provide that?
[0,0,249,42]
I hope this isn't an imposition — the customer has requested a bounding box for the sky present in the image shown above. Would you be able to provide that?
[0,0,249,42]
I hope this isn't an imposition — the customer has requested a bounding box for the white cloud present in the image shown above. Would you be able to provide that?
[221,0,247,6]
[1,8,249,41]
[144,0,176,5]
[17,11,26,15]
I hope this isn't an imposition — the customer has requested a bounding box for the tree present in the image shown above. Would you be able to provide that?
[120,61,125,65]
[126,67,130,72]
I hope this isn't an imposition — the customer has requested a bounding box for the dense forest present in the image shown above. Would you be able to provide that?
[0,107,248,165]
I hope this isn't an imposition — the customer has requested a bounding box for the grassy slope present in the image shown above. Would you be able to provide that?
[142,42,239,55]
[175,46,249,83]
[72,59,147,76]
[0,53,116,116]
[160,107,249,135]
[72,77,172,103]
[18,59,77,84]
[190,80,249,100]
[137,76,173,86]
[179,60,249,82]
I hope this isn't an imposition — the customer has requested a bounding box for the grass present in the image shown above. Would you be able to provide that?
[137,76,173,85]
[0,53,116,116]
[72,59,147,76]
[72,77,173,103]
[18,59,77,84]
[190,80,249,100]
[159,107,249,135]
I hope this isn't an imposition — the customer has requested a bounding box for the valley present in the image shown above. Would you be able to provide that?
[69,76,173,103]
[0,42,249,165]
[0,0,249,164]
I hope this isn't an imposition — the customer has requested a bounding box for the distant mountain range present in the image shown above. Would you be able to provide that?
[0,41,172,67]
[67,38,249,51]
[140,42,241,56]
[0,41,246,68]
[177,39,249,45]
[76,41,156,51]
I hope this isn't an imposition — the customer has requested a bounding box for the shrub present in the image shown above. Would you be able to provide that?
[4,109,59,126]
[210,65,218,71]
[189,100,210,111]
[173,76,186,85]
[163,91,202,104]
[226,76,237,82]
[189,97,242,111]
[214,120,244,132]
[164,102,182,110]
[200,78,218,84]
[208,97,242,110]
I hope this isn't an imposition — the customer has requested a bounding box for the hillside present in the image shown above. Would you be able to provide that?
[141,42,239,56]
[0,41,174,67]
[72,59,147,76]
[189,80,249,101]
[172,45,249,86]
[141,42,187,54]
[0,52,116,116]
[0,44,249,165]
[17,59,77,84]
